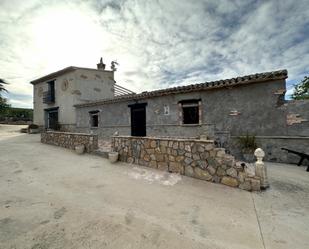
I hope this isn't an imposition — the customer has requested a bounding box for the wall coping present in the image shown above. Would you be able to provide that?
[112,135,214,143]
[44,131,96,136]
[231,135,309,140]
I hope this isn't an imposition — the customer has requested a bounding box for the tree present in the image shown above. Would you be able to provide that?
[0,79,10,117]
[0,78,9,95]
[291,76,309,100]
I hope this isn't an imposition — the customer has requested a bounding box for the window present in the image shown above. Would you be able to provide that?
[43,80,55,104]
[89,110,99,128]
[181,100,200,125]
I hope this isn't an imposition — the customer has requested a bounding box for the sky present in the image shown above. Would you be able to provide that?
[0,0,308,108]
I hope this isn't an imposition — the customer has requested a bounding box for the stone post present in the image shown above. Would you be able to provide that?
[254,148,269,189]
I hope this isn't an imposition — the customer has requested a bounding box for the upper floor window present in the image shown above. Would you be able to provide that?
[43,80,55,104]
[180,100,201,125]
[89,110,99,128]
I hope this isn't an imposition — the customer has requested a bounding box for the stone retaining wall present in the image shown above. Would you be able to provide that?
[112,136,261,191]
[41,131,98,152]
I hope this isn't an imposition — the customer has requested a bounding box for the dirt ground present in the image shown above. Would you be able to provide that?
[0,124,308,249]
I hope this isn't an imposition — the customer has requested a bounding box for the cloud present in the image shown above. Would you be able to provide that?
[0,0,308,107]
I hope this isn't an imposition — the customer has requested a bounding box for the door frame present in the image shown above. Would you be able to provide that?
[44,107,59,129]
[128,103,147,137]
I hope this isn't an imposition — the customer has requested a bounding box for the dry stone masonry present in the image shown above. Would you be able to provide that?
[112,136,261,191]
[41,131,98,152]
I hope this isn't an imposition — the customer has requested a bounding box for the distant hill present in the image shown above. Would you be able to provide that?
[0,107,33,122]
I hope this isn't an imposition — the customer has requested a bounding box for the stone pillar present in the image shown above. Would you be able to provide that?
[254,148,269,189]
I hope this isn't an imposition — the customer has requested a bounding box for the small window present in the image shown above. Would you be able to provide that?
[181,101,199,124]
[89,110,99,128]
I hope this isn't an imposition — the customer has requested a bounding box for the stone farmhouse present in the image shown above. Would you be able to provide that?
[31,59,309,165]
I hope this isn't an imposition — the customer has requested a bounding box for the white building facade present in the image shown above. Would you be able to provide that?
[31,59,116,130]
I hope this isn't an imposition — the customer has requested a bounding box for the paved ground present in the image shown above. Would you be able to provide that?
[0,124,308,249]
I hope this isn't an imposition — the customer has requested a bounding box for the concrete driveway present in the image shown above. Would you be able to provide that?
[0,124,308,249]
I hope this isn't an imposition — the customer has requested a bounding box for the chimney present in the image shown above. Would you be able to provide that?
[97,57,106,70]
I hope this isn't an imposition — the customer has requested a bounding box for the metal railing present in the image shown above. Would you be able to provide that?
[43,91,55,104]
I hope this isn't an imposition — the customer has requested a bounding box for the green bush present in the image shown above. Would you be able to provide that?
[237,133,257,153]
[28,124,39,129]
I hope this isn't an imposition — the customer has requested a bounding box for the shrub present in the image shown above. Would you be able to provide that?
[28,124,39,129]
[237,133,257,153]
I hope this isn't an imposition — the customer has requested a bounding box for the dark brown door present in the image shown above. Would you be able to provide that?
[48,111,58,130]
[130,103,147,136]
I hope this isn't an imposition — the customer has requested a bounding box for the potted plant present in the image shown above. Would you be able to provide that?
[75,144,85,154]
[237,133,257,162]
[108,151,119,163]
[28,124,40,134]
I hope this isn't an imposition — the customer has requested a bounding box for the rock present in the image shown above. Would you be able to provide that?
[172,150,178,156]
[185,152,192,158]
[212,175,221,183]
[196,160,207,169]
[178,149,185,155]
[206,158,218,169]
[209,150,216,157]
[238,171,246,183]
[194,167,212,181]
[205,144,214,151]
[184,157,193,165]
[150,154,156,161]
[169,155,175,162]
[149,161,157,169]
[185,145,191,152]
[158,162,168,171]
[172,142,178,149]
[192,154,200,160]
[217,150,226,158]
[160,146,167,154]
[155,153,164,162]
[221,176,239,187]
[150,140,157,148]
[176,155,184,162]
[160,140,168,147]
[239,180,252,191]
[179,142,185,150]
[200,151,209,160]
[146,149,155,154]
[250,178,261,191]
[144,154,150,162]
[216,167,226,176]
[127,157,134,164]
[184,166,194,177]
[235,161,245,170]
[197,145,205,153]
[207,165,216,175]
[169,162,184,174]
[226,168,238,178]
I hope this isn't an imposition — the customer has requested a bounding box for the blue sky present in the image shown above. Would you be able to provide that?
[0,0,308,108]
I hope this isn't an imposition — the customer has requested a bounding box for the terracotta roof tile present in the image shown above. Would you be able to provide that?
[74,69,288,108]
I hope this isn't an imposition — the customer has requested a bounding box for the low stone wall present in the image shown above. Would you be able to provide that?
[41,131,98,152]
[112,136,261,191]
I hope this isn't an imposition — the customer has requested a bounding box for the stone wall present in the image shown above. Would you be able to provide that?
[286,100,309,136]
[41,131,98,152]
[112,136,261,191]
[228,136,309,165]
